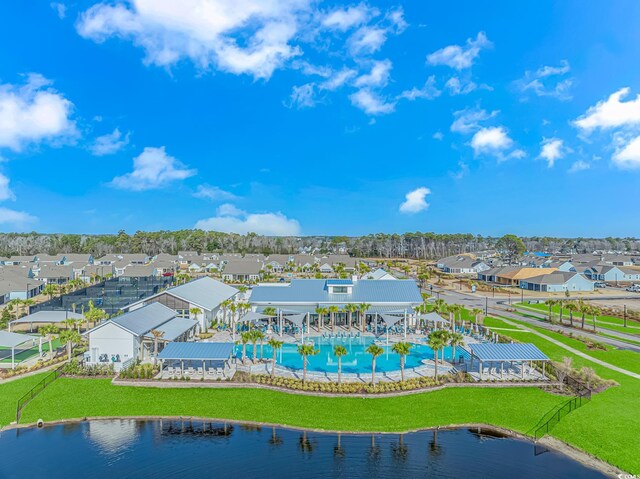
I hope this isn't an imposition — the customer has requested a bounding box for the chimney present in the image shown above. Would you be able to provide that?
[352,274,358,282]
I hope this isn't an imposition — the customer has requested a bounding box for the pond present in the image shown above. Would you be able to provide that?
[237,336,470,374]
[0,420,606,478]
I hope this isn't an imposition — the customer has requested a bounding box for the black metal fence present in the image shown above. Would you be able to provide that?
[16,366,63,422]
[533,393,590,440]
[29,276,174,316]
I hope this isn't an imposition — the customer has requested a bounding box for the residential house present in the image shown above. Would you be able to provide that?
[221,260,263,282]
[362,268,396,280]
[36,264,74,285]
[436,254,490,274]
[520,272,595,292]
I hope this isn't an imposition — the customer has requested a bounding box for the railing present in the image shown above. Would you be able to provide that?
[533,392,590,440]
[16,366,64,423]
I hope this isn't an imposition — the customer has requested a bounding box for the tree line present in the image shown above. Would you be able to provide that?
[0,230,637,259]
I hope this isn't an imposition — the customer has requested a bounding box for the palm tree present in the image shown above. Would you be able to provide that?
[433,299,446,313]
[59,328,81,361]
[315,306,328,333]
[344,304,358,332]
[448,332,464,364]
[557,300,565,324]
[578,300,588,329]
[297,344,319,383]
[333,345,348,384]
[150,329,165,365]
[544,300,556,322]
[21,298,34,317]
[328,305,339,333]
[239,331,251,366]
[427,332,446,380]
[190,307,203,330]
[221,299,232,327]
[471,308,483,325]
[366,344,384,385]
[358,303,371,332]
[263,306,276,331]
[391,342,412,381]
[565,302,578,327]
[448,304,462,330]
[40,324,59,360]
[267,339,283,379]
[43,283,59,300]
[251,329,265,362]
[229,303,238,339]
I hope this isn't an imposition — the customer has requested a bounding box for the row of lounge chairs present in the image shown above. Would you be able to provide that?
[165,366,227,378]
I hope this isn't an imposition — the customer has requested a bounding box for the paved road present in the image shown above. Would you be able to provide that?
[426,285,640,353]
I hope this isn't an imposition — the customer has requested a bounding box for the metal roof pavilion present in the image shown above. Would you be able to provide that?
[157,342,235,361]
[144,317,198,342]
[470,343,549,362]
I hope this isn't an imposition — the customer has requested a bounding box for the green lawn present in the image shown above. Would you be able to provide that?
[484,315,640,473]
[0,373,49,425]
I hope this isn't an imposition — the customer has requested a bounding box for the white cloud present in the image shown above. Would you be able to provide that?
[195,203,301,235]
[0,173,15,202]
[471,127,523,162]
[354,59,392,88]
[426,32,491,70]
[0,73,76,151]
[538,138,565,168]
[77,0,311,80]
[349,89,395,115]
[322,3,378,31]
[568,160,590,173]
[450,107,498,134]
[319,68,357,90]
[0,207,37,226]
[445,76,477,95]
[111,146,196,191]
[432,131,443,140]
[193,184,237,201]
[398,76,440,101]
[613,135,640,169]
[516,60,572,101]
[399,187,430,214]
[574,87,640,132]
[348,26,388,55]
[51,2,66,19]
[90,128,130,156]
[287,83,317,108]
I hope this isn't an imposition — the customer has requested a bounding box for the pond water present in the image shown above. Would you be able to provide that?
[237,336,470,374]
[0,420,606,478]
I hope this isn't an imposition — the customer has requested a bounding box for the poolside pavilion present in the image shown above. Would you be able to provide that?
[157,342,235,379]
[0,331,40,369]
[468,343,550,380]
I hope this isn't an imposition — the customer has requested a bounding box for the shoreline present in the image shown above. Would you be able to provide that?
[2,416,623,478]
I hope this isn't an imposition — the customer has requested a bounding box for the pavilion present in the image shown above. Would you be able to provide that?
[9,310,84,332]
[0,331,40,369]
[157,342,235,378]
[469,343,550,380]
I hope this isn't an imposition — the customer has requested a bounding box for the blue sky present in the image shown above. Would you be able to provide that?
[0,1,639,237]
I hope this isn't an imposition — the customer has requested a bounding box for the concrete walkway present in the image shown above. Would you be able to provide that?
[496,316,640,380]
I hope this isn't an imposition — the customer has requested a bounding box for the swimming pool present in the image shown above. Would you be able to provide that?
[237,336,469,374]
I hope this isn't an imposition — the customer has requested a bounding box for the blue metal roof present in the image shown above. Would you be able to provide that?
[470,343,549,362]
[250,279,422,305]
[326,279,353,285]
[146,317,198,341]
[112,302,176,336]
[157,342,235,361]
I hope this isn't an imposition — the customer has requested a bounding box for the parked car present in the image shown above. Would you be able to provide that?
[594,282,607,288]
[625,285,640,292]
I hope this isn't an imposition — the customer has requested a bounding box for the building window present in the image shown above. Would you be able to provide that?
[332,286,348,294]
[176,309,189,318]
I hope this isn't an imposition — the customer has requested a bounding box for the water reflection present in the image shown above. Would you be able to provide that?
[0,420,608,479]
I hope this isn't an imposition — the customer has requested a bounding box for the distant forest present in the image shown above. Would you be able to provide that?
[0,230,638,259]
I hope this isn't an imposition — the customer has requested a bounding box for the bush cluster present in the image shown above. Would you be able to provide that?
[239,373,461,394]
[61,359,114,377]
[119,362,159,379]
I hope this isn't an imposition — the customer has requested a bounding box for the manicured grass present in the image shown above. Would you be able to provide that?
[485,315,640,473]
[0,373,50,426]
[0,339,62,364]
[16,380,561,437]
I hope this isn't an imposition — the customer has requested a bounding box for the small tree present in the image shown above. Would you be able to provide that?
[391,342,412,381]
[150,329,165,366]
[297,344,319,383]
[366,344,384,385]
[448,332,464,364]
[333,345,348,384]
[251,329,265,362]
[427,332,446,380]
[268,339,284,379]
[239,332,251,366]
[40,324,59,360]
[59,328,82,361]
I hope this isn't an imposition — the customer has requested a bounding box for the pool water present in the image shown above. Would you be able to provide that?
[237,336,468,374]
[0,420,607,479]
